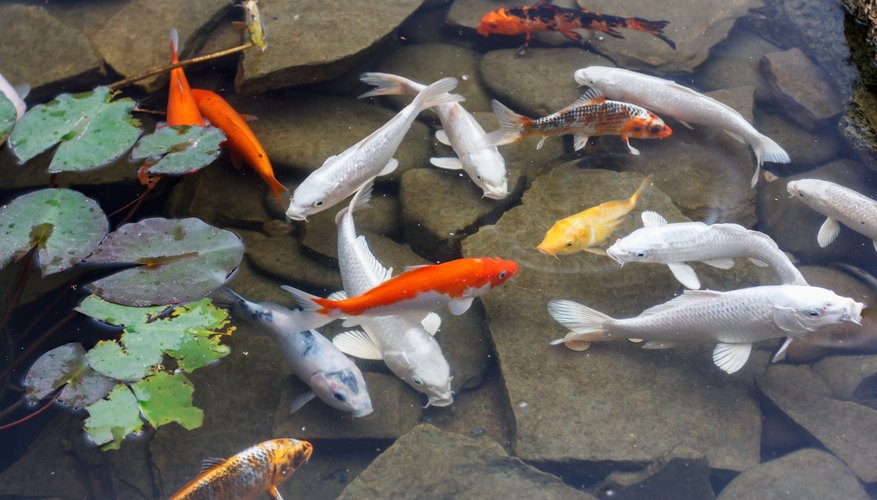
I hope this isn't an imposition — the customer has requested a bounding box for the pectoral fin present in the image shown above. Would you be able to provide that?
[703,258,735,269]
[817,217,840,247]
[435,129,451,146]
[379,158,399,176]
[268,485,284,500]
[288,391,317,414]
[583,247,607,256]
[421,312,441,335]
[448,297,475,316]
[667,262,701,289]
[536,137,547,150]
[573,134,589,151]
[748,258,769,267]
[333,329,382,360]
[430,157,464,170]
[712,343,752,374]
[771,336,794,363]
[622,137,640,156]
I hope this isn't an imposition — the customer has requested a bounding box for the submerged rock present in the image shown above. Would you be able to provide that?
[753,108,842,169]
[596,448,716,500]
[760,48,845,130]
[243,232,343,291]
[812,355,877,410]
[694,27,779,94]
[339,424,593,499]
[300,193,402,261]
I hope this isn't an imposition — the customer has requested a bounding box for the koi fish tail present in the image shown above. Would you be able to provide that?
[484,99,530,147]
[623,17,676,50]
[412,77,464,113]
[169,27,181,63]
[547,299,613,351]
[749,134,791,187]
[629,174,654,206]
[358,72,424,99]
[280,285,338,331]
[210,286,247,309]
[264,175,288,206]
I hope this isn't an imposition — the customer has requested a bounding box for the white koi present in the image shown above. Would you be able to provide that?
[0,72,28,120]
[787,178,877,253]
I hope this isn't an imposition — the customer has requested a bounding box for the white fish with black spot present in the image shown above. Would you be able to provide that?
[574,66,790,187]
[211,287,374,417]
[548,285,863,374]
[787,178,877,253]
[605,211,808,289]
[358,72,509,200]
[330,178,454,407]
[286,77,464,221]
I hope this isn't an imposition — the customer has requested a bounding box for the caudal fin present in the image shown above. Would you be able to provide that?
[629,174,654,206]
[484,99,530,147]
[626,18,676,50]
[169,27,181,63]
[547,299,613,346]
[412,77,464,112]
[749,134,790,187]
[280,285,337,331]
[265,176,288,206]
[358,72,424,99]
[210,286,247,309]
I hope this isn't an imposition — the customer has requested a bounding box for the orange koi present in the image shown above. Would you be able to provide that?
[166,28,204,127]
[170,438,312,500]
[190,89,287,205]
[476,0,676,56]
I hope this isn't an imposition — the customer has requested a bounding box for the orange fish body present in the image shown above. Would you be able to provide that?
[476,0,675,55]
[190,88,287,205]
[170,438,312,500]
[167,29,204,127]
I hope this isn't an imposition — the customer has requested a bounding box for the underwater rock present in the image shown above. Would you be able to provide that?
[760,48,844,130]
[40,0,130,38]
[812,355,877,410]
[596,447,716,500]
[277,447,379,500]
[273,372,422,441]
[339,424,594,499]
[753,108,842,169]
[757,364,877,483]
[717,448,868,500]
[301,194,402,261]
[840,87,877,172]
[462,166,761,472]
[0,4,103,100]
[90,0,230,92]
[0,153,141,191]
[694,27,778,94]
[243,232,343,292]
[245,94,434,182]
[236,0,426,94]
[421,375,514,451]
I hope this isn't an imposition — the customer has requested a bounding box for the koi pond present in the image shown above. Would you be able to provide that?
[1,0,877,498]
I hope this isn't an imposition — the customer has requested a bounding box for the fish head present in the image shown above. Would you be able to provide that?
[605,229,662,264]
[624,113,672,140]
[310,369,373,417]
[482,257,519,288]
[384,335,454,407]
[476,10,526,37]
[786,179,833,212]
[463,150,509,200]
[537,219,586,256]
[286,172,340,221]
[774,287,866,335]
[269,438,313,483]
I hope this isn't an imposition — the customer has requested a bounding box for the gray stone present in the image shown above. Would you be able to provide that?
[243,232,343,292]
[0,152,142,191]
[301,192,402,260]
[813,355,877,409]
[462,167,761,472]
[339,424,594,499]
[41,0,130,38]
[839,86,877,172]
[597,448,716,500]
[236,0,426,94]
[694,27,779,94]
[273,372,422,441]
[760,49,844,130]
[90,0,230,92]
[717,449,868,500]
[277,447,379,500]
[754,108,842,168]
[757,364,877,482]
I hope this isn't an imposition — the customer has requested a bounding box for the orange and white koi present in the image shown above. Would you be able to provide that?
[190,89,287,205]
[169,438,312,500]
[166,28,204,128]
[537,174,652,257]
[282,257,518,331]
[485,88,671,155]
[476,0,676,56]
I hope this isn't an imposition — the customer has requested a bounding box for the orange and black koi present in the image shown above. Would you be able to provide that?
[476,0,676,56]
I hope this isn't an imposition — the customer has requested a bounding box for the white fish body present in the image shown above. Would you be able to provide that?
[0,72,28,120]
[574,66,790,186]
[359,72,509,200]
[212,287,373,417]
[286,77,464,221]
[787,178,877,253]
[548,285,863,374]
[331,179,453,407]
[606,211,807,289]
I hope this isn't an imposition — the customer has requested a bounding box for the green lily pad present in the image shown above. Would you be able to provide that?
[0,92,15,144]
[132,372,202,430]
[131,125,225,176]
[85,337,165,382]
[9,86,141,172]
[23,342,116,408]
[83,384,143,450]
[84,218,243,307]
[170,334,230,372]
[0,188,108,276]
[76,294,168,327]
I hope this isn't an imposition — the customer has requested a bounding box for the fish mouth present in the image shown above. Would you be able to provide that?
[425,394,454,408]
[846,301,865,324]
[285,211,308,222]
[536,246,556,257]
[605,249,625,266]
[482,189,509,200]
[352,406,374,418]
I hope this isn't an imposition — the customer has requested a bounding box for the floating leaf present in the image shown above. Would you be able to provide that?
[23,342,116,408]
[85,337,165,382]
[171,334,230,372]
[76,294,168,326]
[9,86,141,172]
[0,92,15,144]
[0,188,108,276]
[132,372,202,430]
[85,218,243,306]
[131,125,225,176]
[83,384,143,450]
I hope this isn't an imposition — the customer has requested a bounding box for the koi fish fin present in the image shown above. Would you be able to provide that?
[771,336,794,363]
[712,343,752,374]
[169,27,181,63]
[448,297,475,316]
[573,134,589,151]
[567,87,605,108]
[629,174,653,206]
[379,158,399,176]
[583,247,607,256]
[873,240,877,253]
[666,262,701,289]
[748,258,769,267]
[641,211,668,227]
[622,137,640,156]
[678,119,694,129]
[628,338,644,343]
[435,129,451,146]
[642,341,682,349]
[547,299,613,338]
[13,83,29,100]
[703,258,735,269]
[723,129,746,144]
[430,157,464,170]
[341,317,365,328]
[752,134,791,166]
[817,217,840,247]
[536,137,547,150]
[412,76,464,113]
[421,312,441,335]
[484,99,529,147]
[200,457,227,472]
[288,391,316,414]
[326,290,348,302]
[268,485,284,500]
[239,113,258,122]
[333,329,383,360]
[279,285,335,331]
[625,17,676,50]
[358,72,421,99]
[558,27,583,42]
[335,177,374,224]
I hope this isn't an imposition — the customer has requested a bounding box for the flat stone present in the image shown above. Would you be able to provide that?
[462,166,762,472]
[301,192,402,260]
[236,0,426,94]
[813,355,877,409]
[760,48,844,130]
[273,372,422,441]
[277,446,380,500]
[840,86,877,172]
[754,108,842,169]
[757,364,877,482]
[339,424,594,499]
[0,153,142,191]
[41,0,130,38]
[90,0,230,92]
[694,26,780,94]
[597,448,716,500]
[718,448,868,500]
[243,232,343,292]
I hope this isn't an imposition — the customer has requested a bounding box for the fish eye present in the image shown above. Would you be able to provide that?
[650,125,662,134]
[636,252,645,258]
[413,377,423,385]
[805,309,821,318]
[333,392,346,402]
[566,241,574,247]
[498,271,507,280]
[476,175,482,180]
[315,200,324,207]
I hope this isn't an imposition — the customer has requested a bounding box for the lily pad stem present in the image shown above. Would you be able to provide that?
[0,388,61,431]
[0,247,37,336]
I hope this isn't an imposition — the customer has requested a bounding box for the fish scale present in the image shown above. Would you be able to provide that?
[531,101,646,134]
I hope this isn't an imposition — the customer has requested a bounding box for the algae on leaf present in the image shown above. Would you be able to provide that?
[0,92,15,144]
[132,372,203,430]
[83,384,144,450]
[131,125,226,175]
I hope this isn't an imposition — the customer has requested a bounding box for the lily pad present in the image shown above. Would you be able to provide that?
[83,384,143,450]
[0,92,15,144]
[23,342,116,408]
[131,372,202,430]
[85,337,165,382]
[131,125,225,176]
[76,294,168,327]
[84,218,243,306]
[0,188,108,276]
[9,86,141,172]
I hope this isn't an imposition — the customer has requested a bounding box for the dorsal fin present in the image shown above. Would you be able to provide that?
[569,88,605,108]
[335,177,374,224]
[353,235,393,284]
[201,457,226,472]
[640,289,721,316]
[169,28,180,61]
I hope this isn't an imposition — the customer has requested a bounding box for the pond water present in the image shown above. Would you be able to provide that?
[1,0,877,498]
